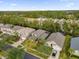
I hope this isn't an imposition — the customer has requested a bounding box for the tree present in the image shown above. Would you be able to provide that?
[7,48,24,59]
[68,48,74,59]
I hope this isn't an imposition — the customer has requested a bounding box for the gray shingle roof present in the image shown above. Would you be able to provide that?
[0,24,13,28]
[17,27,35,39]
[4,24,13,28]
[47,32,65,48]
[39,31,50,40]
[30,29,47,39]
[0,23,4,26]
[12,26,24,30]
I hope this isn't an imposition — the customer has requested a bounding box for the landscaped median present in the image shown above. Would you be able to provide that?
[22,39,52,59]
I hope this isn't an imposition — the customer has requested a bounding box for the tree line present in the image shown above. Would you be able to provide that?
[0,11,79,36]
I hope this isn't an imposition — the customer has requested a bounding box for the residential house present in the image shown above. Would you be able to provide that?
[12,26,24,31]
[39,31,50,40]
[15,27,35,39]
[29,29,47,40]
[0,24,14,35]
[46,32,65,59]
[0,23,4,30]
[46,32,65,51]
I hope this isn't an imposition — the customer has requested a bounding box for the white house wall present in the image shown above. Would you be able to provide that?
[46,41,62,51]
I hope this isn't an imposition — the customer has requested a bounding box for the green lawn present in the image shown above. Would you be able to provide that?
[0,34,19,44]
[7,48,25,59]
[0,31,2,34]
[70,56,79,59]
[59,35,71,59]
[0,50,7,57]
[34,44,52,55]
[23,39,52,59]
[0,34,19,51]
[27,48,48,59]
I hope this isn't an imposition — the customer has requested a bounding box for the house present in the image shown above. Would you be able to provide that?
[12,26,25,31]
[46,32,65,51]
[16,27,35,39]
[0,24,14,35]
[12,25,25,34]
[70,37,79,56]
[0,23,4,31]
[39,31,50,40]
[29,29,47,40]
[46,32,65,59]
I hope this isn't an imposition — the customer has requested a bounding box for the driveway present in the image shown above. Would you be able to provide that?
[48,51,60,59]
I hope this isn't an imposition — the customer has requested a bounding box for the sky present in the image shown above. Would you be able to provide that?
[0,0,79,11]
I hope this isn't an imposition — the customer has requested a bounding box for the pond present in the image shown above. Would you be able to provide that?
[71,37,79,50]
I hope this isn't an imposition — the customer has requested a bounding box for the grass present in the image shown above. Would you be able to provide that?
[59,35,71,59]
[0,33,19,55]
[59,35,79,59]
[27,48,48,59]
[34,44,52,55]
[70,56,79,59]
[23,39,52,59]
[0,50,7,56]
[7,48,25,59]
[0,31,2,34]
[0,34,19,44]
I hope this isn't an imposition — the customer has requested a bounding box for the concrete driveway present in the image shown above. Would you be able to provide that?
[48,51,60,59]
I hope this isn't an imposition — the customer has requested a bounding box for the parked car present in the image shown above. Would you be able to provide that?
[52,50,57,56]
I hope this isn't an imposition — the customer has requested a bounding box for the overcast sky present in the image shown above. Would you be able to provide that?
[0,0,79,11]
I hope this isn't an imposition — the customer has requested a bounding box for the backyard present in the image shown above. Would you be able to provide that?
[59,35,79,59]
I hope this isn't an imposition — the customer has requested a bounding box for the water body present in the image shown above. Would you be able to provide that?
[71,37,79,50]
[24,53,40,59]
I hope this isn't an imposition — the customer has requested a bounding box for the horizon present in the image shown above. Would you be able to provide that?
[0,0,79,11]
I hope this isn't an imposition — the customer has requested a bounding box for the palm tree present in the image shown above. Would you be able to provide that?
[69,48,74,59]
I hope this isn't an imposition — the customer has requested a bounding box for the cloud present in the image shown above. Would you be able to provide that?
[0,1,3,3]
[10,3,17,6]
[66,2,74,8]
[60,0,76,2]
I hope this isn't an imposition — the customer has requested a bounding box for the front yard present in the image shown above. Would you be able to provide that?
[0,33,20,57]
[23,39,52,59]
[0,33,19,44]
